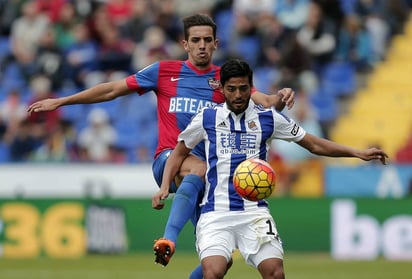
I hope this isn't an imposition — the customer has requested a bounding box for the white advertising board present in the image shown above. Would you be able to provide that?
[0,164,158,198]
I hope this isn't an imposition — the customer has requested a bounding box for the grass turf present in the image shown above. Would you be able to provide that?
[0,252,410,279]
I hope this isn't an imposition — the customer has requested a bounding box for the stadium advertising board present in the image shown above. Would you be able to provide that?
[325,165,412,198]
[0,198,411,260]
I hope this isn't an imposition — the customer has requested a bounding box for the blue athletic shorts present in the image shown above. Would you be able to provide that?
[152,149,178,193]
[152,147,206,193]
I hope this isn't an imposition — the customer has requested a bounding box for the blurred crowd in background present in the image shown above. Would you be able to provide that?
[0,0,411,169]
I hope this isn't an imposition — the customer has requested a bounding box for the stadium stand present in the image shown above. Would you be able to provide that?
[330,15,412,163]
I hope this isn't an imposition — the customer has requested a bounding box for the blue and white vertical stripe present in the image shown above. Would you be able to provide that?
[178,101,306,213]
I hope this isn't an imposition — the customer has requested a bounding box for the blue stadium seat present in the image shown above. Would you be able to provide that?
[0,36,10,60]
[321,62,356,98]
[235,35,261,68]
[113,118,140,150]
[339,0,356,15]
[309,88,339,123]
[0,142,10,163]
[253,67,280,94]
[214,9,234,52]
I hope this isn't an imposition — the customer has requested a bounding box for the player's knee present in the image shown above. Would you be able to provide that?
[258,258,285,279]
[202,266,226,279]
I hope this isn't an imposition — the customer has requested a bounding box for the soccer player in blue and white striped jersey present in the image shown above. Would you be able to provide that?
[154,59,388,279]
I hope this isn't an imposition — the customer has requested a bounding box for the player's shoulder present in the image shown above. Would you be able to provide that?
[253,103,274,114]
[139,60,183,72]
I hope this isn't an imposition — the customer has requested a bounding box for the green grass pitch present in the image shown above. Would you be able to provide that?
[0,252,410,279]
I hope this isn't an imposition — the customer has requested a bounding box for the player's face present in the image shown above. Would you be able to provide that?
[223,76,251,115]
[183,26,218,70]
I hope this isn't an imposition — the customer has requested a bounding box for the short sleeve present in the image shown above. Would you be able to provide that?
[178,111,205,149]
[272,111,306,142]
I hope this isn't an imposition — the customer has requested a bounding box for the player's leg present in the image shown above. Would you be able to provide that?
[239,211,285,279]
[153,153,206,266]
[197,213,235,279]
[189,258,233,279]
[257,257,285,279]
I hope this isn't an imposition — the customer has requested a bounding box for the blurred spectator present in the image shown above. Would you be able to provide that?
[86,2,112,44]
[233,0,276,18]
[175,0,217,16]
[9,119,43,162]
[277,34,318,94]
[0,88,27,143]
[258,12,292,67]
[296,1,336,75]
[395,133,412,163]
[274,0,309,30]
[119,0,153,43]
[384,0,410,36]
[30,119,74,162]
[77,108,118,163]
[35,26,66,91]
[64,22,99,89]
[231,0,278,67]
[96,23,134,73]
[104,0,134,29]
[53,1,79,50]
[5,1,50,81]
[0,0,26,36]
[151,0,183,43]
[26,74,61,133]
[313,0,344,36]
[354,0,389,61]
[36,0,66,23]
[335,14,376,73]
[132,25,181,70]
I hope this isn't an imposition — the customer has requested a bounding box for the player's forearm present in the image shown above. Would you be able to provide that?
[62,82,120,105]
[303,135,360,158]
[272,93,285,111]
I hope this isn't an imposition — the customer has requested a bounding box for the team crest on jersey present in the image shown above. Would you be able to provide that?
[208,78,221,90]
[248,120,258,131]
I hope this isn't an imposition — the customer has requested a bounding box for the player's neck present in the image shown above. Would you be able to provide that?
[185,60,213,73]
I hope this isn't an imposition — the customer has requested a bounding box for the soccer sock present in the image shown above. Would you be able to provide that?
[163,174,204,244]
[188,264,203,279]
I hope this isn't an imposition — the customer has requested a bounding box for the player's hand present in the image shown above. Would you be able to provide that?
[277,88,295,110]
[27,99,60,114]
[361,147,389,165]
[152,188,169,210]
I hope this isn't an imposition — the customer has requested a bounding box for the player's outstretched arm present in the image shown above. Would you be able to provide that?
[152,141,192,210]
[251,88,295,111]
[27,79,132,113]
[297,133,389,165]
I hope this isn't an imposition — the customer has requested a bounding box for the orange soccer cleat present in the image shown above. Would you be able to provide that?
[153,238,176,266]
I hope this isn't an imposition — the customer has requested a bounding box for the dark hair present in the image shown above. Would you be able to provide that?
[220,59,253,87]
[182,14,217,40]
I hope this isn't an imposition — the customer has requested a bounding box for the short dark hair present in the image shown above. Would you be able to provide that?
[182,14,217,40]
[220,59,253,87]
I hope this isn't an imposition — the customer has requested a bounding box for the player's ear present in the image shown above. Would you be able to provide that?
[182,40,189,52]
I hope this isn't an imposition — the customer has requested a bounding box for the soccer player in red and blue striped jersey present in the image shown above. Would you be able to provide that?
[28,14,295,278]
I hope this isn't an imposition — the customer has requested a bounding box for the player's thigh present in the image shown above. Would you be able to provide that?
[178,153,206,179]
[237,211,284,266]
[196,213,235,262]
